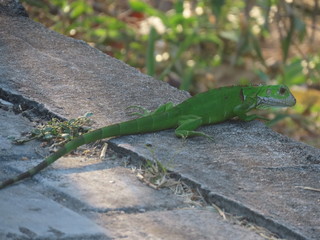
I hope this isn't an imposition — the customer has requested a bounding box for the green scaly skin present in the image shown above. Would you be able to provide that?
[0,85,296,189]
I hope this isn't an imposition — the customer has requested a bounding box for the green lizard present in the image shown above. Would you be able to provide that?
[0,85,296,189]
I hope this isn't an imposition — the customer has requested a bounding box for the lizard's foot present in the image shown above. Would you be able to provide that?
[175,130,214,141]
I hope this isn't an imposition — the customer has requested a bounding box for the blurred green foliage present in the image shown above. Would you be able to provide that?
[21,0,320,147]
[22,0,320,89]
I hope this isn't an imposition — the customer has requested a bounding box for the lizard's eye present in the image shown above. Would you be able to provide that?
[279,87,287,95]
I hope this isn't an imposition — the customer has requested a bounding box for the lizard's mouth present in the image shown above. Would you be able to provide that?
[257,95,296,108]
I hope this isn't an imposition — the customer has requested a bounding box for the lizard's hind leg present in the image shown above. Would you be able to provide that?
[175,115,213,140]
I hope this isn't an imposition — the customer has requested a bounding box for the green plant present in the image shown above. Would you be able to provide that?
[14,113,93,146]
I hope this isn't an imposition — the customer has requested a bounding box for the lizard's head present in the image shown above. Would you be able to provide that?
[255,85,296,108]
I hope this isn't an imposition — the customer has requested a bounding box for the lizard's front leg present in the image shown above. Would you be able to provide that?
[234,97,268,121]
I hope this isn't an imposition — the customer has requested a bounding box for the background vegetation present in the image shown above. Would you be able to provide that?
[21,0,320,147]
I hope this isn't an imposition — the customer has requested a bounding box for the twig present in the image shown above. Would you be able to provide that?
[295,186,320,192]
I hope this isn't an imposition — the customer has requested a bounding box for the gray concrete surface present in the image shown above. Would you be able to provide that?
[0,109,266,240]
[0,185,108,239]
[0,1,319,240]
[110,121,320,240]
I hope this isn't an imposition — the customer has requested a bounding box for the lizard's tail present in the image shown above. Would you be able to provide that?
[0,115,175,189]
[0,124,118,189]
[0,132,91,189]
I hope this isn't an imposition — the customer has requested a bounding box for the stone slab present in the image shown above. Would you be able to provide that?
[35,157,185,211]
[100,208,266,240]
[109,121,320,240]
[0,185,108,240]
